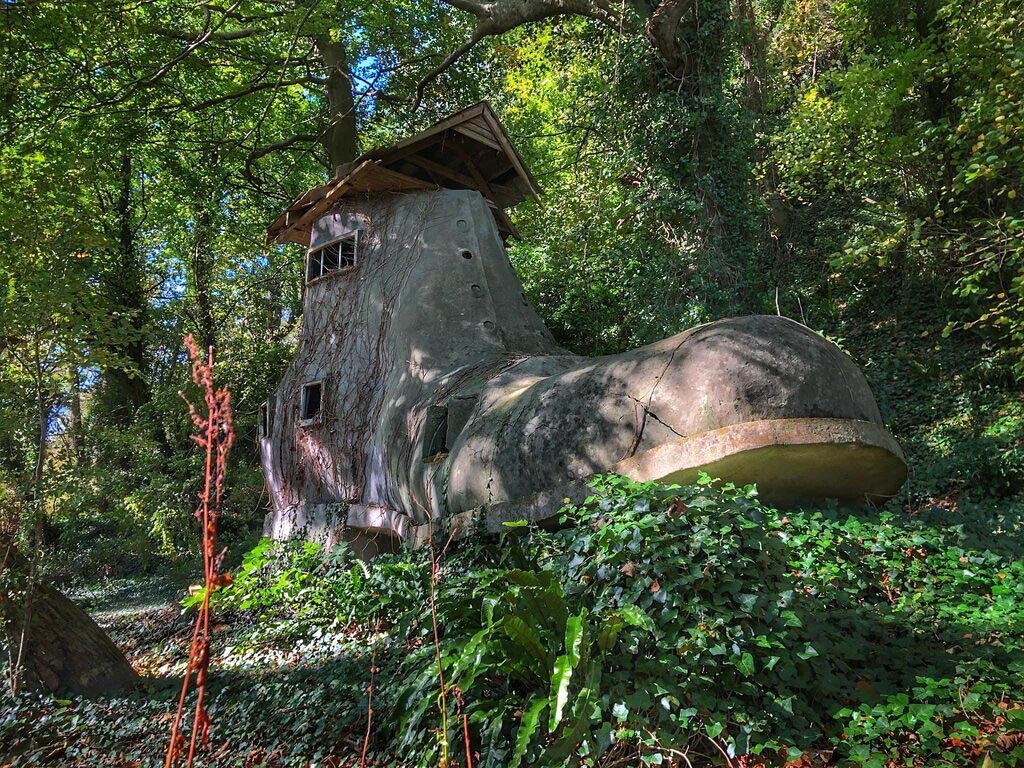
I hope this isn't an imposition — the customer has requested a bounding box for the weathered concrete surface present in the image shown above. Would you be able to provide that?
[1,540,139,697]
[262,189,565,544]
[260,188,906,551]
[443,315,903,514]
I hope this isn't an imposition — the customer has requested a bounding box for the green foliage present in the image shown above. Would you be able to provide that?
[500,18,764,356]
[1,0,1023,763]
[2,0,1021,587]
[299,474,1024,766]
[771,0,1024,372]
[11,476,1022,766]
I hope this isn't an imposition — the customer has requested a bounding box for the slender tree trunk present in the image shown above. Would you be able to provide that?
[190,212,218,351]
[67,364,84,465]
[32,347,48,506]
[264,252,285,339]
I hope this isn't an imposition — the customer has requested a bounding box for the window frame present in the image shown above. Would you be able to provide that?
[258,395,276,439]
[299,380,325,426]
[305,231,358,284]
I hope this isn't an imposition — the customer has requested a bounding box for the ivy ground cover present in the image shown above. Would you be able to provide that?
[1,475,1022,767]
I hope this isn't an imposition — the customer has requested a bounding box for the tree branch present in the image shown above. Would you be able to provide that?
[179,78,319,113]
[144,26,261,42]
[248,133,320,163]
[413,32,486,110]
[413,0,622,109]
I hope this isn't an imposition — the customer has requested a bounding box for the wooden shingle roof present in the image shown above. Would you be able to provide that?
[266,102,541,245]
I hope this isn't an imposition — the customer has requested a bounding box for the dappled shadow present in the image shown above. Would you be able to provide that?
[69,576,183,616]
[793,599,1019,706]
[0,642,387,767]
[262,187,917,544]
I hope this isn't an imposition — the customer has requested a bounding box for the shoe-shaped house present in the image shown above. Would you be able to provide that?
[260,103,907,555]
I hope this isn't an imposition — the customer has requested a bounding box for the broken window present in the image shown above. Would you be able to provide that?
[306,232,357,282]
[300,381,323,424]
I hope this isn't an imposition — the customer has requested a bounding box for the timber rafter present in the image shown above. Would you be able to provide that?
[267,102,540,245]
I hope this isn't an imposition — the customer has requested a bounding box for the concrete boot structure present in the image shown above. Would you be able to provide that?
[259,104,906,554]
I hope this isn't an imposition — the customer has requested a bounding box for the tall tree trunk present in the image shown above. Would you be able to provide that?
[99,152,150,425]
[734,0,790,245]
[313,35,358,171]
[669,0,734,268]
[734,0,766,114]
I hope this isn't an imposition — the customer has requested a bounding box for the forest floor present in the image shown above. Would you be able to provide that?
[3,572,404,767]
[4,478,1024,768]
[73,576,193,682]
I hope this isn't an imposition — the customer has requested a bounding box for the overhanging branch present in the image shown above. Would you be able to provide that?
[414,0,622,109]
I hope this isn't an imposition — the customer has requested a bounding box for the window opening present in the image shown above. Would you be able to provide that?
[258,401,269,438]
[423,405,449,460]
[306,232,357,282]
[300,381,323,424]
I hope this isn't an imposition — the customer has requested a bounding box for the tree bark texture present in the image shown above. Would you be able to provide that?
[313,35,358,172]
[99,152,150,425]
[733,0,790,242]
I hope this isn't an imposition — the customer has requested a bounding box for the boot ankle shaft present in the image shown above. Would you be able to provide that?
[302,189,561,378]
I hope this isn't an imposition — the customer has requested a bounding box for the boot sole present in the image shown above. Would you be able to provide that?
[403,416,908,549]
[613,416,907,506]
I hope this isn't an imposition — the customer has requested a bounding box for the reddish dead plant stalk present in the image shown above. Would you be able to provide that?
[360,618,383,768]
[165,335,235,768]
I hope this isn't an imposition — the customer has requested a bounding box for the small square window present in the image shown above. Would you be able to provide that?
[300,381,323,424]
[306,232,357,283]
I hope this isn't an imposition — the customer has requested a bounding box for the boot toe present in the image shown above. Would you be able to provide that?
[447,315,906,511]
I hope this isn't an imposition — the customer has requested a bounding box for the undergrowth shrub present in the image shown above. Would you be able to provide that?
[3,475,1022,767]
[387,475,831,765]
[383,474,1024,766]
[188,535,427,642]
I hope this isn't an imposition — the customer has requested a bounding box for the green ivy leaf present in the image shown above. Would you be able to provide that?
[737,652,755,677]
